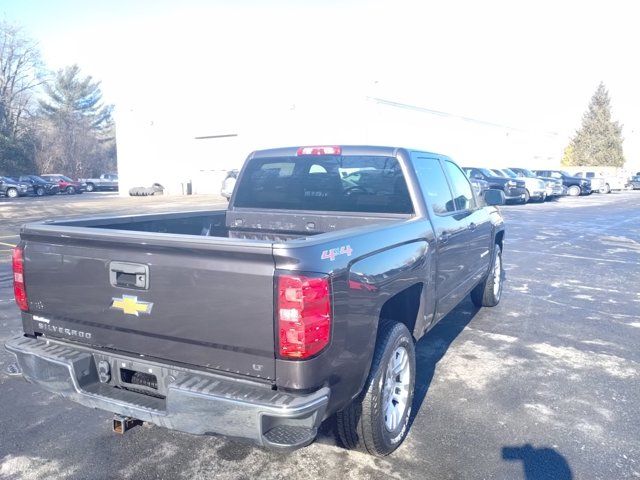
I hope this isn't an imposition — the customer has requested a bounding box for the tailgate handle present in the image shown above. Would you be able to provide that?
[109,262,149,290]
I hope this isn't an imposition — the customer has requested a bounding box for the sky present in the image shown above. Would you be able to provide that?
[2,0,639,169]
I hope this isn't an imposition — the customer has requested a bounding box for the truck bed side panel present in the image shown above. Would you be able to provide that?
[272,218,435,410]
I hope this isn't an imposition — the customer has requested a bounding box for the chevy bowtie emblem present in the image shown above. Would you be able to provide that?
[110,295,153,316]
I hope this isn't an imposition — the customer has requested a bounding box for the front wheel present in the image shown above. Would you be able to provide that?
[523,189,530,203]
[336,321,415,456]
[35,187,45,196]
[6,187,18,198]
[66,186,76,195]
[471,243,504,307]
[85,183,95,192]
[567,185,581,196]
[604,183,611,194]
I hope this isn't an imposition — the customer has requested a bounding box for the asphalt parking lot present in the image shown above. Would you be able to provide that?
[1,192,639,480]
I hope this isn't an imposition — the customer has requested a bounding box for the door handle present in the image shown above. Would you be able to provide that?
[109,261,149,290]
[468,222,477,231]
[440,232,451,243]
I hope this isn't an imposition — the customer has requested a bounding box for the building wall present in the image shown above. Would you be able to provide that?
[115,96,566,196]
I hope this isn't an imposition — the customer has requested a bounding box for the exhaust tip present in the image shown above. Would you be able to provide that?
[113,415,142,434]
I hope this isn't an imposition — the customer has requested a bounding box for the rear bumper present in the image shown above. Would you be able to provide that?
[5,336,329,451]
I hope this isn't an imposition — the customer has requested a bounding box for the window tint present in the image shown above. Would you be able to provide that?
[412,157,455,215]
[444,161,476,211]
[233,155,413,214]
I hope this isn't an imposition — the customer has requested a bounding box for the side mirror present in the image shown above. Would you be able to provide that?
[484,189,505,206]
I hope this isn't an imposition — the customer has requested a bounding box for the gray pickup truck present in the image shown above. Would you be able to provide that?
[7,145,505,456]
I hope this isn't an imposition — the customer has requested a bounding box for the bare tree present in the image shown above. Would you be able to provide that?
[0,21,43,138]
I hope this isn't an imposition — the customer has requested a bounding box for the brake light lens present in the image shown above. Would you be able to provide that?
[12,246,28,312]
[277,274,331,359]
[296,146,342,156]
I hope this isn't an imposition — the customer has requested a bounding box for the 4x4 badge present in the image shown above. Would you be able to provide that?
[110,295,153,316]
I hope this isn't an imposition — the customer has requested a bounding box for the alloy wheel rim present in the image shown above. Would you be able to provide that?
[493,252,502,298]
[382,345,411,432]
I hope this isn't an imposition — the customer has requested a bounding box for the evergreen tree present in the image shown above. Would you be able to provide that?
[37,65,115,176]
[39,64,112,134]
[562,82,625,167]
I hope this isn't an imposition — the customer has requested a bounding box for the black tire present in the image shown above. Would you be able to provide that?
[6,187,18,199]
[66,186,76,195]
[523,189,530,203]
[336,321,415,456]
[85,183,95,192]
[471,243,504,307]
[604,183,611,194]
[35,187,45,196]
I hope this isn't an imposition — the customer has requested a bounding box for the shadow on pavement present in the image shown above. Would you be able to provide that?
[502,444,573,480]
[409,297,480,428]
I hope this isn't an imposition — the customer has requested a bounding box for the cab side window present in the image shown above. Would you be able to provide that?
[412,157,455,215]
[444,161,476,211]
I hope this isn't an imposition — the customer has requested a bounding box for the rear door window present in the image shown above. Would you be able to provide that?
[234,156,413,214]
[412,157,455,215]
[444,161,476,211]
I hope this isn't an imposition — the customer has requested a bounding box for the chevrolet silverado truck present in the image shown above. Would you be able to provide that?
[6,145,506,456]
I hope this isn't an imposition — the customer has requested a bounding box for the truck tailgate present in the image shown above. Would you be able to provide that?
[23,236,277,380]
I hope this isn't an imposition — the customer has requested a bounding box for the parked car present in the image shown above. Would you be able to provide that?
[508,167,566,198]
[6,145,506,456]
[221,169,239,200]
[490,168,546,203]
[16,175,60,196]
[463,167,527,203]
[533,170,592,196]
[0,176,30,198]
[40,174,85,194]
[573,171,625,193]
[629,175,640,190]
[79,173,119,192]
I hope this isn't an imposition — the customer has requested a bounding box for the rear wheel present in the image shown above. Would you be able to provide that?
[604,183,611,194]
[65,186,76,195]
[471,243,504,307]
[35,187,45,196]
[85,183,95,192]
[336,321,415,456]
[567,185,581,196]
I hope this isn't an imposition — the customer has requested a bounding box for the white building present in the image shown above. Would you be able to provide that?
[115,94,565,196]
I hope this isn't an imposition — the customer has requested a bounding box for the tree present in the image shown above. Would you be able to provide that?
[561,82,625,167]
[37,64,115,176]
[561,143,575,166]
[0,21,42,174]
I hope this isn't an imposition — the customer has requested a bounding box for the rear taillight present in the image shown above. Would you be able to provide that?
[277,274,331,359]
[296,146,341,156]
[12,246,28,312]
